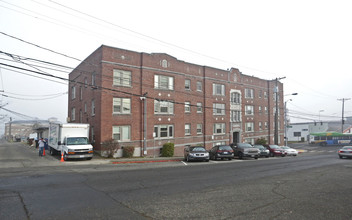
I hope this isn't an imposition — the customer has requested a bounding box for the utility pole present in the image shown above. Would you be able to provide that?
[338,98,351,133]
[274,77,286,145]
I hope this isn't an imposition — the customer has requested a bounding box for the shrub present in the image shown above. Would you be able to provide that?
[101,139,120,158]
[255,137,267,145]
[161,143,174,157]
[122,146,135,158]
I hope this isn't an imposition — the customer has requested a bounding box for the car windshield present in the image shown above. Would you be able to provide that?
[219,146,232,151]
[342,146,352,150]
[281,146,290,149]
[254,145,264,149]
[270,145,280,149]
[237,143,252,148]
[190,147,206,152]
[67,137,89,145]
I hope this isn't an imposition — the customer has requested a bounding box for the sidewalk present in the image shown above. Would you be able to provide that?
[109,156,184,164]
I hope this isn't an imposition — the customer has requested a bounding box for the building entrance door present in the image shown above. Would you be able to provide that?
[233,132,240,144]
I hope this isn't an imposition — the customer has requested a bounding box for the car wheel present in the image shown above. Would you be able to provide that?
[228,158,232,161]
[255,157,258,159]
[186,156,190,162]
[270,152,274,157]
[265,156,269,158]
[339,155,343,159]
[205,159,209,162]
[239,152,243,159]
[86,157,92,160]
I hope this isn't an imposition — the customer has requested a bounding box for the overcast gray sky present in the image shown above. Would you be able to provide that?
[0,0,351,133]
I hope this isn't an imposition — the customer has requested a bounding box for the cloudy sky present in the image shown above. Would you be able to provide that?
[0,0,351,132]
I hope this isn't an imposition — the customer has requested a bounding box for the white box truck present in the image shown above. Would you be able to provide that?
[48,122,93,161]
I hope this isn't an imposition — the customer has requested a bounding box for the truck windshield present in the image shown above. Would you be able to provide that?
[67,137,89,145]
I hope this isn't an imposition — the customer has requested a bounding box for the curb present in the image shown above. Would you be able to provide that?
[111,158,183,164]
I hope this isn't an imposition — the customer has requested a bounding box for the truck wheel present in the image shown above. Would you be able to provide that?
[49,147,54,155]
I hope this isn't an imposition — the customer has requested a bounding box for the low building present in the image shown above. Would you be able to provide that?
[68,45,285,156]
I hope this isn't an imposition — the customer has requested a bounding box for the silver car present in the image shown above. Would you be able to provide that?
[338,146,352,159]
[184,146,209,162]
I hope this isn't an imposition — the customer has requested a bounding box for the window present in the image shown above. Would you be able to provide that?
[197,124,202,134]
[245,88,254,99]
[92,73,96,86]
[258,106,262,114]
[265,107,268,114]
[79,109,82,123]
[185,124,191,135]
[71,107,75,121]
[197,81,202,91]
[265,122,268,129]
[264,91,268,99]
[154,100,174,114]
[84,77,88,88]
[294,132,301,137]
[245,122,254,132]
[185,79,191,90]
[231,92,240,104]
[196,103,202,113]
[154,125,174,138]
[259,122,262,130]
[258,90,262,98]
[80,87,83,100]
[245,105,254,115]
[113,69,131,87]
[231,110,241,122]
[91,100,95,116]
[71,86,76,100]
[213,103,225,115]
[154,75,174,90]
[113,98,131,114]
[213,123,225,134]
[213,83,225,96]
[113,126,131,141]
[84,102,87,113]
[185,102,191,113]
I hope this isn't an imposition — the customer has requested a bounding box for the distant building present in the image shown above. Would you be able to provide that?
[68,45,285,156]
[4,120,50,141]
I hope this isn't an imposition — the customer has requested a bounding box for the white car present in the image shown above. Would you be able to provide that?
[338,146,352,159]
[280,146,298,156]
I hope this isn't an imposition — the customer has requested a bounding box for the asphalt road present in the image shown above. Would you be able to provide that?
[0,142,352,219]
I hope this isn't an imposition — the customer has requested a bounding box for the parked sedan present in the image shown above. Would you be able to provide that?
[280,146,298,156]
[209,145,234,160]
[184,146,209,162]
[253,145,270,158]
[264,145,286,157]
[338,146,352,159]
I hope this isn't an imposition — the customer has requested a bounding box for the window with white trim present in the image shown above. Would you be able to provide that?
[185,79,191,90]
[71,86,76,100]
[185,102,191,113]
[91,99,95,116]
[230,92,240,104]
[113,98,131,114]
[213,103,225,115]
[245,122,254,132]
[113,69,131,87]
[213,83,225,96]
[185,124,191,135]
[197,124,202,134]
[197,81,202,92]
[154,75,174,90]
[245,88,254,99]
[154,125,174,138]
[112,126,131,141]
[231,110,241,122]
[71,107,75,121]
[245,105,254,115]
[196,103,202,113]
[154,100,174,114]
[213,123,225,134]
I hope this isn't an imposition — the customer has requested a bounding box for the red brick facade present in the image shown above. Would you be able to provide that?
[68,45,284,156]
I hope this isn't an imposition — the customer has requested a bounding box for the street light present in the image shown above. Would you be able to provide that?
[282,93,298,146]
[319,110,324,121]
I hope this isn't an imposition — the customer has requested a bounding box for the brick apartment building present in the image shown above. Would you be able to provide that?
[68,45,284,156]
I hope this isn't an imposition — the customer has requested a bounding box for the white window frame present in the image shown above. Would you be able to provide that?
[231,110,241,122]
[154,100,174,114]
[196,102,202,113]
[71,86,76,100]
[197,124,203,134]
[154,125,174,139]
[230,92,241,104]
[213,83,225,96]
[213,103,225,115]
[71,107,75,121]
[197,81,202,92]
[154,75,174,90]
[91,99,95,116]
[213,123,225,134]
[112,125,131,141]
[245,122,254,132]
[245,88,254,99]
[113,69,132,87]
[185,102,191,113]
[185,124,191,135]
[113,98,131,114]
[245,105,254,115]
[185,79,191,90]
